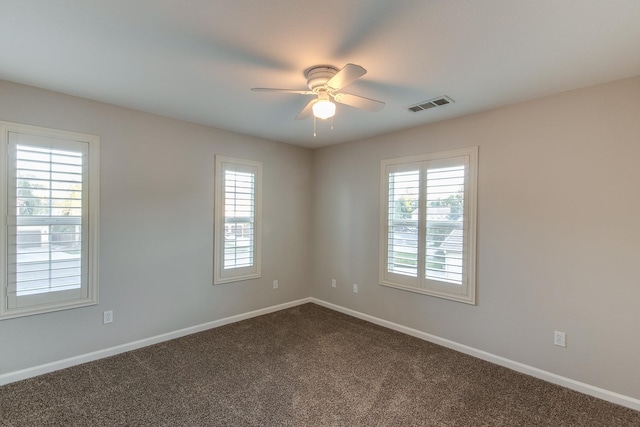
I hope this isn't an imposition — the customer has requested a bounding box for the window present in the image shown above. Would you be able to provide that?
[380,147,477,304]
[214,156,262,284]
[0,121,100,319]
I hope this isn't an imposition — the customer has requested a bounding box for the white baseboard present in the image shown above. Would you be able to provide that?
[310,298,640,412]
[3,296,639,412]
[0,297,312,387]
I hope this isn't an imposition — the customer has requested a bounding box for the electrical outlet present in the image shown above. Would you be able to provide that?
[554,331,566,347]
[353,283,358,293]
[273,280,279,289]
[331,279,336,288]
[103,310,113,324]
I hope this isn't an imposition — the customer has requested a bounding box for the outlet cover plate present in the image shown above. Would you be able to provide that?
[103,310,113,324]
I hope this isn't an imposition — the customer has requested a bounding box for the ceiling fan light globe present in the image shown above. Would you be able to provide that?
[313,100,336,120]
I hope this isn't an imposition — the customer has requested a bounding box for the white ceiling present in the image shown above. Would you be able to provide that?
[1,1,639,148]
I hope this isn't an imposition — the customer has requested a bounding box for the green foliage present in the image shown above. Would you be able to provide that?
[395,195,417,219]
[17,179,46,216]
[429,193,463,220]
[392,251,417,267]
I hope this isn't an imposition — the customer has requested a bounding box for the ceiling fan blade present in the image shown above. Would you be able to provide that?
[296,99,316,120]
[333,93,385,112]
[251,88,313,95]
[326,64,367,90]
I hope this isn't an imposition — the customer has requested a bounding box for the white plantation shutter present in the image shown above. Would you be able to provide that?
[380,148,477,304]
[425,161,466,285]
[386,164,420,279]
[1,122,99,319]
[223,168,255,269]
[214,156,262,284]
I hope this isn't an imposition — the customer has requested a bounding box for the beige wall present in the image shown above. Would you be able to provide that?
[311,76,640,400]
[2,75,639,402]
[0,80,313,374]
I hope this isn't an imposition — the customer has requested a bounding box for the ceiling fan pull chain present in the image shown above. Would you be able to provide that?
[313,116,317,137]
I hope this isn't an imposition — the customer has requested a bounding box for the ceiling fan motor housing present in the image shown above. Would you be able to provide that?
[305,66,338,90]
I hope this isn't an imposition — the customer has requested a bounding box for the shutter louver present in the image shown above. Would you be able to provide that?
[425,165,465,285]
[9,144,84,300]
[223,169,255,269]
[387,170,420,278]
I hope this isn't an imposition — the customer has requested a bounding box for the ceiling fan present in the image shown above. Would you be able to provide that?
[251,64,385,121]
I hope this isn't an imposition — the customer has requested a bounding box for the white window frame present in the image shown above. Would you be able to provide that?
[0,121,100,319]
[379,147,478,304]
[214,155,262,284]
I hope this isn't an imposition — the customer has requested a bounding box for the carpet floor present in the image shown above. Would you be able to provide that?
[1,303,639,426]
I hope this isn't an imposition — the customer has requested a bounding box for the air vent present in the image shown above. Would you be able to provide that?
[407,96,454,112]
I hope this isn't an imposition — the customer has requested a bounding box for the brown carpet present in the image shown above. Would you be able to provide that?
[1,303,638,426]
